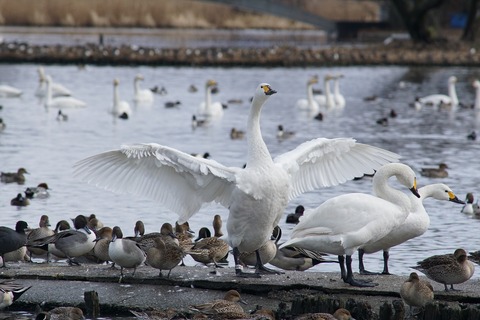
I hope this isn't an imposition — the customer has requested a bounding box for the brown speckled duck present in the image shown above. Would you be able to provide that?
[1,168,28,184]
[420,163,448,178]
[400,272,434,316]
[145,237,185,278]
[413,248,475,291]
[294,308,355,320]
[190,289,247,319]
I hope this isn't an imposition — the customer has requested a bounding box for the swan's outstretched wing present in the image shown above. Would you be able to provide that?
[273,137,400,201]
[73,143,240,222]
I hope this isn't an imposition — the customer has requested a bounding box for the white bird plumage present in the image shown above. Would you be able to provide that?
[73,83,400,278]
[133,74,154,104]
[112,79,132,119]
[35,67,72,98]
[415,76,459,109]
[332,74,346,108]
[198,79,224,118]
[473,80,480,110]
[44,75,86,110]
[295,76,320,112]
[314,74,335,111]
[280,163,420,286]
[358,183,465,275]
[0,84,22,98]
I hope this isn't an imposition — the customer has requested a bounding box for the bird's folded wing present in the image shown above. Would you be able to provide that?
[273,137,400,201]
[73,143,240,223]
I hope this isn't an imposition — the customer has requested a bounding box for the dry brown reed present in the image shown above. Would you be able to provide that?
[0,0,312,29]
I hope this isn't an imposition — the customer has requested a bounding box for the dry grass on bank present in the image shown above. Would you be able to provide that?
[0,0,313,29]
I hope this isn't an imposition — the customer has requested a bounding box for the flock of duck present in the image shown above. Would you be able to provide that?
[1,72,480,318]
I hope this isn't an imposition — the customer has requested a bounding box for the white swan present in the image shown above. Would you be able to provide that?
[295,76,320,112]
[35,67,72,98]
[280,163,420,287]
[473,80,480,110]
[314,75,335,111]
[416,76,459,108]
[0,84,22,98]
[133,74,154,104]
[112,79,132,120]
[358,183,465,275]
[73,83,400,278]
[332,74,346,108]
[44,76,86,110]
[198,79,224,118]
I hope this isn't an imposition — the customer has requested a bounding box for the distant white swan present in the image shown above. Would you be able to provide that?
[198,79,224,118]
[0,84,22,98]
[74,83,400,278]
[295,76,320,112]
[35,67,72,98]
[280,163,420,287]
[314,75,335,111]
[112,79,132,120]
[332,74,346,108]
[133,74,154,104]
[416,76,459,109]
[358,183,465,275]
[473,80,480,110]
[44,76,86,110]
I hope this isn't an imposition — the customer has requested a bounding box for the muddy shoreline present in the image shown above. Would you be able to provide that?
[0,41,479,67]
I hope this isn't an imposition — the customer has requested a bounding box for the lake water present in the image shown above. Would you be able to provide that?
[0,63,479,318]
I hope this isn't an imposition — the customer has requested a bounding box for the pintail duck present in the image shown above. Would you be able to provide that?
[35,306,85,320]
[86,213,104,231]
[109,226,146,281]
[10,193,30,206]
[132,222,178,250]
[1,167,28,184]
[133,220,145,237]
[93,226,113,264]
[276,124,295,140]
[25,183,50,199]
[294,308,355,320]
[0,220,29,267]
[175,221,194,266]
[27,215,55,261]
[0,280,31,310]
[420,163,448,178]
[413,248,475,291]
[145,237,184,278]
[28,215,96,266]
[286,205,305,224]
[47,220,72,260]
[190,289,247,319]
[239,226,282,273]
[400,272,434,317]
[461,192,480,215]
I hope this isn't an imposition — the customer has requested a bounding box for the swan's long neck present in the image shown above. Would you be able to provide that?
[373,166,412,216]
[324,79,334,109]
[134,79,141,94]
[334,79,340,96]
[113,84,119,110]
[205,86,212,112]
[307,83,315,107]
[247,96,272,167]
[448,81,458,105]
[475,85,480,110]
[45,80,52,107]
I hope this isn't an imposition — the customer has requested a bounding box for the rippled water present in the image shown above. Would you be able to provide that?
[0,63,479,317]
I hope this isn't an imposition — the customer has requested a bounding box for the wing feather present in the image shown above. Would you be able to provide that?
[73,143,240,222]
[274,138,400,201]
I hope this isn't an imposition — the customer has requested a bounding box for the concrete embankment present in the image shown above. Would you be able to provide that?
[0,41,479,67]
[2,262,480,319]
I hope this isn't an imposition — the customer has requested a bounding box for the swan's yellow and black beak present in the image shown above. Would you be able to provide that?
[410,178,420,198]
[448,191,465,204]
[262,84,276,96]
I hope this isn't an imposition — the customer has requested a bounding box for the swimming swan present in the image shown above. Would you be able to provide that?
[35,67,72,97]
[280,163,420,287]
[112,79,132,120]
[73,83,400,278]
[295,76,320,112]
[133,74,154,104]
[198,79,224,118]
[44,76,86,110]
[314,74,335,111]
[0,84,22,98]
[358,183,464,275]
[416,76,459,108]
